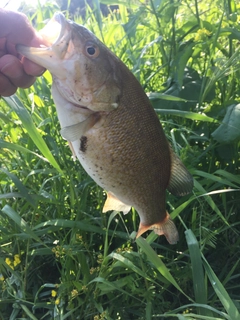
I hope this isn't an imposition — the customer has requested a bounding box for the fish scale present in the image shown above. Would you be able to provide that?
[17,12,193,244]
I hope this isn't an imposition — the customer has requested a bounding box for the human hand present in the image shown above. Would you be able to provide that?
[0,9,46,96]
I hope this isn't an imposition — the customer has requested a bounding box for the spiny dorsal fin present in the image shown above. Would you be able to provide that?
[103,192,131,215]
[167,149,193,196]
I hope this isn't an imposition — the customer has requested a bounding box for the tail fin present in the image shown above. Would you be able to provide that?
[136,213,179,244]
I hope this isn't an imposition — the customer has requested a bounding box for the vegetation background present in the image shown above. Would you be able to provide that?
[0,0,240,319]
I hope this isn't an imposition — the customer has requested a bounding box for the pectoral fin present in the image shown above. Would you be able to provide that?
[68,142,76,160]
[103,192,131,215]
[167,149,193,196]
[60,112,101,141]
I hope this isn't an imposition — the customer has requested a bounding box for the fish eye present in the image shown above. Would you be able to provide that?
[87,47,95,55]
[85,43,99,58]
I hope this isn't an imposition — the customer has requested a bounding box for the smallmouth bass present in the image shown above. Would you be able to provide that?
[18,13,193,244]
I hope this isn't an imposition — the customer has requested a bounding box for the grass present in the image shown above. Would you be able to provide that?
[0,0,240,319]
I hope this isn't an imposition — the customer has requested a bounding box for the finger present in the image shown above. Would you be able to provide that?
[0,9,37,45]
[1,52,45,77]
[22,57,45,77]
[0,9,47,57]
[0,38,7,57]
[0,54,36,88]
[0,73,17,96]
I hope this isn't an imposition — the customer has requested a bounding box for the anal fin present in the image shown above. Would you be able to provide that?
[136,213,179,244]
[167,149,193,196]
[103,192,131,215]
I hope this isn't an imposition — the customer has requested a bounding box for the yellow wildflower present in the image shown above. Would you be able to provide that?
[5,257,14,269]
[71,289,78,298]
[194,28,212,42]
[55,298,60,305]
[13,254,21,267]
[51,290,57,297]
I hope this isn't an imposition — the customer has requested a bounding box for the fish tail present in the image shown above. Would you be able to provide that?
[136,213,179,244]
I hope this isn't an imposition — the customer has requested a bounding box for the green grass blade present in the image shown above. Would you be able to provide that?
[185,229,211,316]
[202,254,240,320]
[215,169,240,185]
[194,170,240,188]
[33,218,128,239]
[3,95,63,174]
[154,109,217,122]
[90,276,143,302]
[2,205,42,243]
[104,210,120,258]
[0,192,21,200]
[20,304,38,320]
[135,234,191,300]
[0,168,36,206]
[108,251,157,283]
[168,302,230,319]
[148,92,188,102]
[0,139,48,162]
[194,180,229,225]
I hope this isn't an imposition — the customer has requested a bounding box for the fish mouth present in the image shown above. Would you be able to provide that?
[17,13,71,76]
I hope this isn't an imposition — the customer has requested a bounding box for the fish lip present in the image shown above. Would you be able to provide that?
[50,12,69,51]
[17,12,70,62]
[52,12,66,43]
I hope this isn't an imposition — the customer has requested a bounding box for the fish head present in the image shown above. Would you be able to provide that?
[17,12,121,112]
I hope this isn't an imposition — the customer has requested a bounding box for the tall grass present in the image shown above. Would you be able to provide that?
[0,0,240,319]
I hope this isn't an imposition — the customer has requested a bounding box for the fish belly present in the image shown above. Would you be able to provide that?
[71,135,132,205]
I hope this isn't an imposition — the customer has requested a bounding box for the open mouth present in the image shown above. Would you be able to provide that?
[40,12,67,47]
[17,13,71,67]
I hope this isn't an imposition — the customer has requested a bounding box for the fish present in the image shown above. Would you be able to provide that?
[17,12,193,244]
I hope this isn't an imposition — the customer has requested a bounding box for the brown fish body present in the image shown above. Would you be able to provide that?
[18,13,193,243]
[77,69,171,226]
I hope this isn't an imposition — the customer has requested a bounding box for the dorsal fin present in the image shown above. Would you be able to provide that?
[102,192,131,215]
[167,149,193,196]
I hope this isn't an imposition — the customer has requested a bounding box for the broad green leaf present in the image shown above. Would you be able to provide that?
[212,104,240,143]
[173,43,195,87]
